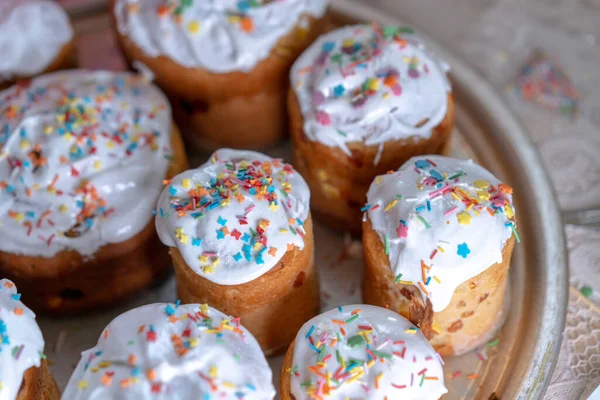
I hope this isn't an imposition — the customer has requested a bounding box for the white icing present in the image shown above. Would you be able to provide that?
[366,155,516,312]
[0,279,45,400]
[0,0,73,81]
[114,0,329,73]
[155,149,310,285]
[0,70,173,257]
[290,304,447,400]
[291,24,451,156]
[62,302,276,400]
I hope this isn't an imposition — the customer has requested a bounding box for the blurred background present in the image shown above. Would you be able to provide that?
[51,1,600,398]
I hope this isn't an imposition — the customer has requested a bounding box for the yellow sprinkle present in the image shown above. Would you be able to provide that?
[343,38,355,47]
[477,189,490,200]
[474,179,489,189]
[375,176,383,184]
[14,213,24,222]
[223,381,236,389]
[106,141,115,149]
[466,203,474,211]
[505,204,515,219]
[204,265,214,274]
[280,229,289,234]
[209,366,218,378]
[473,209,481,216]
[98,361,111,368]
[433,276,441,283]
[366,360,375,368]
[437,246,445,253]
[432,323,441,334]
[368,78,380,91]
[199,255,208,263]
[181,179,191,189]
[200,304,209,314]
[385,199,398,211]
[179,234,188,245]
[58,204,68,214]
[451,192,461,201]
[187,21,201,33]
[399,280,414,285]
[20,140,30,150]
[44,126,54,135]
[382,92,390,99]
[269,202,278,211]
[93,160,102,170]
[78,380,89,390]
[457,211,472,226]
[189,337,198,348]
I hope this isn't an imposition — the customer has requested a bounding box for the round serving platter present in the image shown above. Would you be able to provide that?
[36,1,568,399]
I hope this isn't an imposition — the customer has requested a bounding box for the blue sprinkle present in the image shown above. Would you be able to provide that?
[11,294,21,301]
[164,304,175,316]
[309,343,320,353]
[426,200,431,211]
[430,169,443,181]
[415,159,431,169]
[217,216,227,226]
[457,243,470,258]
[296,218,304,225]
[255,255,264,265]
[415,205,426,212]
[216,230,225,240]
[333,84,345,97]
[305,325,315,338]
[361,204,372,212]
[322,41,336,52]
[192,238,202,246]
[338,306,343,312]
[233,253,242,262]
[169,186,177,195]
[241,233,251,243]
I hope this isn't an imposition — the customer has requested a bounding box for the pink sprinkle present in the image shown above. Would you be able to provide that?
[202,252,216,257]
[444,206,458,216]
[245,205,255,215]
[316,110,331,126]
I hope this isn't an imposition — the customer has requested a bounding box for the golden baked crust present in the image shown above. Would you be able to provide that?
[172,215,320,356]
[362,218,515,356]
[289,89,455,235]
[111,1,329,151]
[16,360,60,400]
[280,340,296,400]
[0,125,188,315]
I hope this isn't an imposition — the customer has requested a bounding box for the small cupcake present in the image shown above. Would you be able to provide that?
[362,156,517,356]
[0,70,188,314]
[280,304,447,399]
[156,149,319,354]
[62,302,276,399]
[0,0,76,90]
[290,24,454,234]
[113,0,330,151]
[0,279,60,400]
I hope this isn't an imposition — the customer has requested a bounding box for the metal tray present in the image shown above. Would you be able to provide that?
[38,1,568,399]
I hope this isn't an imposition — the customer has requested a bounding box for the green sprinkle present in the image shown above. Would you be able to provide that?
[394,273,403,284]
[448,171,465,180]
[317,346,327,362]
[417,215,431,229]
[346,314,360,324]
[290,226,297,235]
[384,235,390,255]
[289,365,299,375]
[128,340,135,345]
[383,25,397,38]
[396,195,404,200]
[420,373,425,387]
[347,335,365,348]
[510,223,521,243]
[39,352,47,359]
[336,129,347,137]
[336,349,342,363]
[300,381,312,387]
[581,286,593,298]
[249,227,257,237]
[233,353,241,362]
[487,339,500,348]
[398,27,414,34]
[371,350,392,359]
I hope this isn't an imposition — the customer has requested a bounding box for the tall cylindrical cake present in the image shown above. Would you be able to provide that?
[0,70,188,314]
[289,24,454,234]
[112,0,330,150]
[280,304,447,400]
[362,156,517,356]
[0,0,76,90]
[155,149,319,355]
[0,279,60,400]
[62,302,276,399]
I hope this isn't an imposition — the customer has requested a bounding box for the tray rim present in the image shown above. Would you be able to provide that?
[328,0,568,398]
